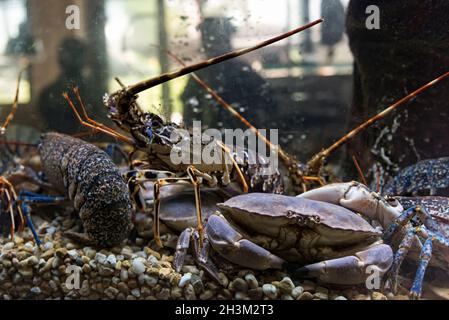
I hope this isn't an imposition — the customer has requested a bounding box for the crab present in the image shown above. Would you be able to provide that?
[298,181,449,299]
[171,191,393,287]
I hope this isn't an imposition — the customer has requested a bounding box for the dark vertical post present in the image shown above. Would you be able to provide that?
[300,0,313,53]
[157,0,170,118]
[85,0,110,123]
[286,0,292,65]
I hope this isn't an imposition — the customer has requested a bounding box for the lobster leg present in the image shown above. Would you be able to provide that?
[124,169,177,210]
[17,191,66,246]
[125,167,217,248]
[154,166,213,248]
[2,188,16,240]
[186,165,214,247]
[146,175,191,247]
[125,169,186,246]
[382,206,425,240]
[382,205,449,298]
[0,177,26,240]
[409,237,433,299]
[0,69,23,135]
[408,226,449,299]
[381,228,417,294]
[63,90,133,144]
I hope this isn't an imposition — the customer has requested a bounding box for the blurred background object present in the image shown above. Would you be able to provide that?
[0,0,352,173]
[344,0,449,187]
[37,38,91,134]
[320,0,345,64]
[5,20,36,56]
[181,16,278,131]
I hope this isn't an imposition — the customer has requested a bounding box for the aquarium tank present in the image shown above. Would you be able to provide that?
[0,0,448,304]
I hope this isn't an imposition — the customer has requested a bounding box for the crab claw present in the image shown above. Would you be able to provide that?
[291,243,393,285]
[298,181,403,230]
[206,213,286,270]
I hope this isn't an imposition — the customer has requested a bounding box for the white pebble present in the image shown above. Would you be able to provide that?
[120,269,128,282]
[178,273,192,288]
[279,277,295,294]
[106,254,117,267]
[95,253,107,264]
[131,258,146,275]
[262,284,278,299]
[3,242,14,250]
[292,286,304,299]
[88,260,97,270]
[244,274,258,289]
[135,251,147,259]
[43,242,54,250]
[131,288,141,298]
[144,275,158,287]
[147,255,159,267]
[46,226,56,235]
[67,250,79,259]
[24,242,34,251]
[30,287,41,294]
[38,259,46,267]
[111,276,120,285]
[138,274,145,285]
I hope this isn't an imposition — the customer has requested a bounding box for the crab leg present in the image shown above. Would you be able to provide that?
[174,227,195,271]
[291,243,393,285]
[192,231,222,283]
[174,227,223,284]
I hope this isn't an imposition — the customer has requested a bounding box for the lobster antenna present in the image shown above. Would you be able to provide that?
[123,19,323,96]
[114,77,126,89]
[0,70,24,135]
[352,154,368,186]
[307,70,449,174]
